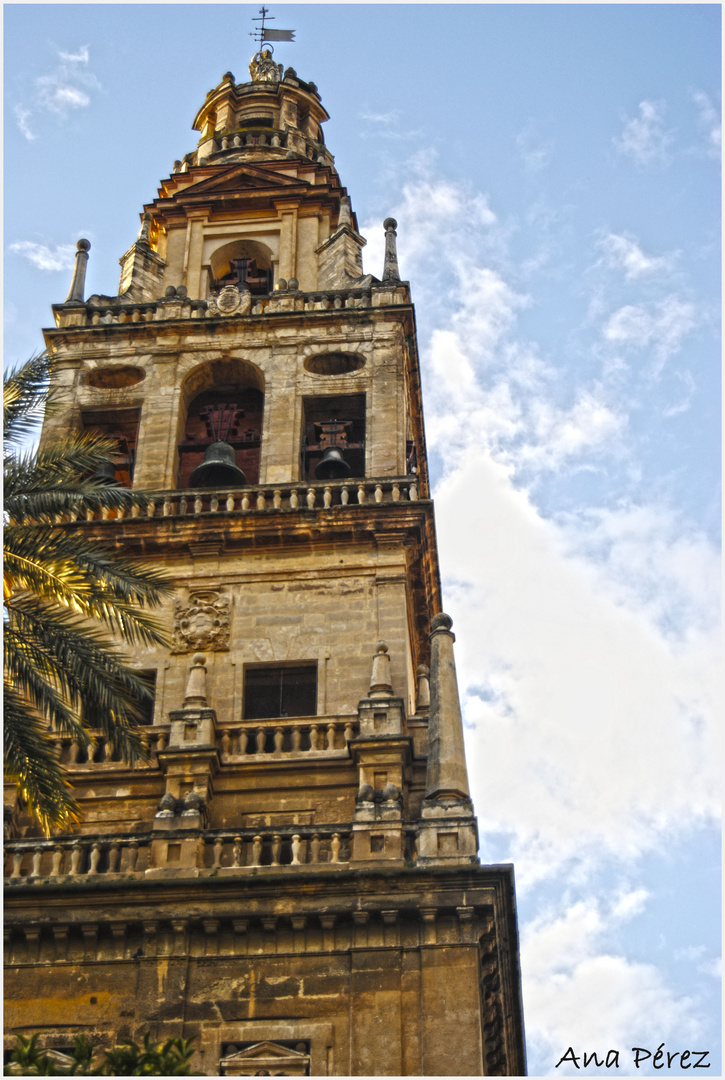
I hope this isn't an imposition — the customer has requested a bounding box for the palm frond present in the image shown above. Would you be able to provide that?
[3,353,52,447]
[2,685,81,833]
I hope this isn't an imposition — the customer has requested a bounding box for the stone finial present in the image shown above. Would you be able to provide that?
[424,613,471,801]
[184,653,208,708]
[416,663,431,713]
[338,197,352,228]
[137,213,152,246]
[369,641,393,697]
[382,218,400,283]
[64,239,91,304]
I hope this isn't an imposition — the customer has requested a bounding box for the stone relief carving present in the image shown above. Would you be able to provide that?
[172,589,231,653]
[206,284,252,317]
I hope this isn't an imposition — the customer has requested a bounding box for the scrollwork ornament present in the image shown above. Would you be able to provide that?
[172,589,231,653]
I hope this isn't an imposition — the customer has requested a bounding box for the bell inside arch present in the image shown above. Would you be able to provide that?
[189,441,247,488]
[315,445,352,480]
[93,460,118,483]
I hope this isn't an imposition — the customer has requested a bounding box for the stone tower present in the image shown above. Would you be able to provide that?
[4,51,526,1077]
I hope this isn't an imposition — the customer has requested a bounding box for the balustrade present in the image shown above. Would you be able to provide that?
[4,827,351,882]
[67,477,419,525]
[218,717,357,759]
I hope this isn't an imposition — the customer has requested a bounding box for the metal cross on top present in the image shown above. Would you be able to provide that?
[250,6,295,49]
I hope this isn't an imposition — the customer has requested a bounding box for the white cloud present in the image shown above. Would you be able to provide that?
[598,232,674,280]
[14,105,36,142]
[603,296,697,371]
[523,895,704,1075]
[691,89,721,157]
[435,451,720,885]
[13,45,99,138]
[516,124,553,173]
[9,241,77,272]
[615,100,673,165]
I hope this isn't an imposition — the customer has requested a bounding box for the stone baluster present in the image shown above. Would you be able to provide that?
[70,841,83,875]
[341,485,349,505]
[344,722,354,742]
[221,730,231,757]
[226,493,235,512]
[131,503,140,517]
[392,483,401,502]
[273,727,284,754]
[326,722,337,750]
[104,738,114,761]
[126,839,139,872]
[147,500,155,517]
[51,846,63,876]
[289,488,299,509]
[255,726,266,754]
[309,834,321,863]
[179,496,188,514]
[163,497,172,516]
[10,851,23,878]
[210,494,219,512]
[31,847,43,877]
[291,834,302,865]
[213,837,224,869]
[194,494,203,514]
[330,833,342,863]
[238,729,249,755]
[271,834,282,866]
[256,492,265,510]
[156,731,167,753]
[273,489,282,509]
[241,492,250,510]
[232,836,243,868]
[87,841,102,874]
[306,487,316,509]
[323,486,332,508]
[291,726,302,753]
[101,505,110,519]
[357,483,366,504]
[68,741,81,765]
[309,724,319,751]
[374,483,383,503]
[251,835,263,867]
[108,842,120,873]
[409,480,418,500]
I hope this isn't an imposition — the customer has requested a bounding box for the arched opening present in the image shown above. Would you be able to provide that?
[208,239,273,295]
[178,359,265,488]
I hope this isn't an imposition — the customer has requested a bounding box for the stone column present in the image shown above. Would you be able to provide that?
[424,613,470,801]
[382,218,400,283]
[65,239,91,303]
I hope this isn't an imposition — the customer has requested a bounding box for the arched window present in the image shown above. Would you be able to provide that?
[178,359,265,489]
[207,239,273,296]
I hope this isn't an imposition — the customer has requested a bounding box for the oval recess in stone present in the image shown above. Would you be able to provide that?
[303,352,365,376]
[87,366,145,389]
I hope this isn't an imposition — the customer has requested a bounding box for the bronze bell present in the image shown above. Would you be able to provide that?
[315,445,352,480]
[93,461,118,483]
[189,441,247,488]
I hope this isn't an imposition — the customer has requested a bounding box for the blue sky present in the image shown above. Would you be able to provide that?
[4,4,721,1075]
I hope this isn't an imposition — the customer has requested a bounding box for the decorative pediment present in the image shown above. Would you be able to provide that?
[219,1039,310,1076]
[178,163,305,196]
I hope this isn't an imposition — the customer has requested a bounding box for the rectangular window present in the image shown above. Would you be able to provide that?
[133,669,157,725]
[243,664,317,721]
[301,394,365,481]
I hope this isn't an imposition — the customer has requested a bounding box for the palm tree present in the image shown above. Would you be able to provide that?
[4,354,170,832]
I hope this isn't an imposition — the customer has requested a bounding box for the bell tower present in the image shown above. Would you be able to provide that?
[4,44,526,1077]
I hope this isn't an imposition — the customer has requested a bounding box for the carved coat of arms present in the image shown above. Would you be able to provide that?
[172,589,231,653]
[206,285,252,317]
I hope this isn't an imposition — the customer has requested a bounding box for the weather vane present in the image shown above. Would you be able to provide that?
[250,6,295,50]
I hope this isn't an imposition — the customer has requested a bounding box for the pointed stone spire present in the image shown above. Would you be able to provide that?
[338,196,352,229]
[382,218,400,283]
[136,213,152,247]
[184,653,208,709]
[424,613,470,801]
[64,239,91,304]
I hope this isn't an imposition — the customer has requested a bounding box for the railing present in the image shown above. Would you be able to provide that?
[66,476,419,523]
[51,717,360,771]
[54,281,410,328]
[218,717,358,758]
[4,827,353,881]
